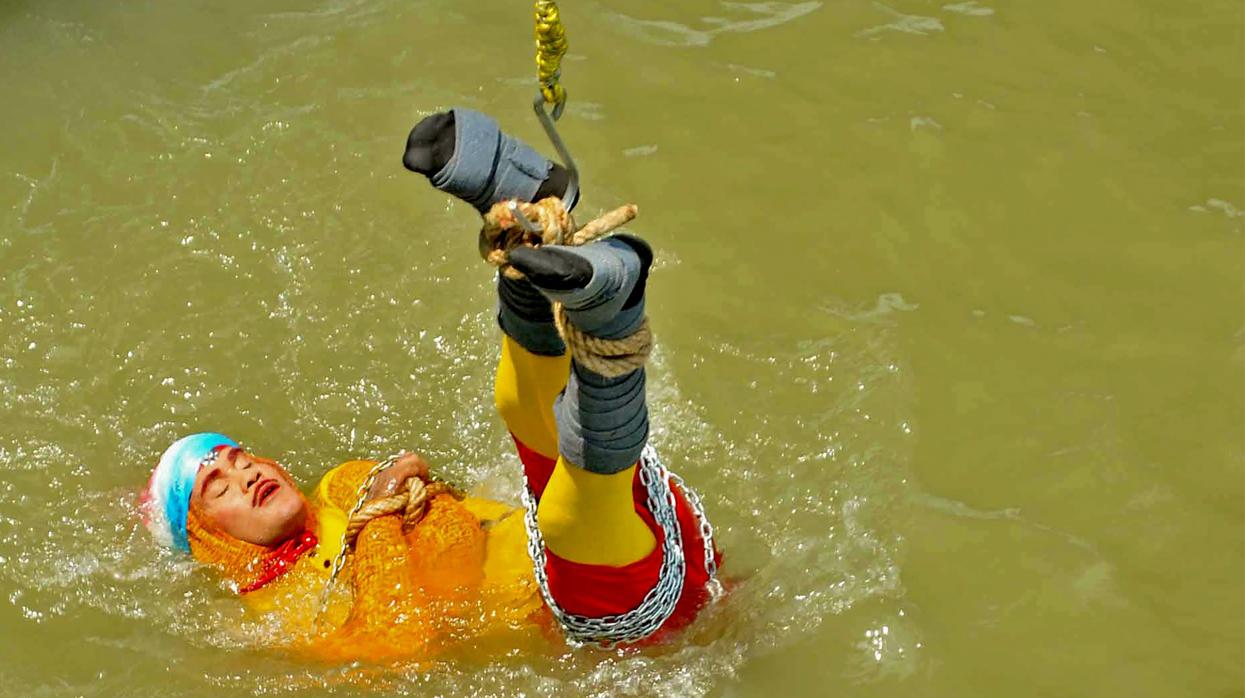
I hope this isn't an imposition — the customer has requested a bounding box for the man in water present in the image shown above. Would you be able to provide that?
[141,109,719,659]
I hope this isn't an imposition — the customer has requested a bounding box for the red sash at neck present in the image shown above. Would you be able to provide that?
[238,530,318,594]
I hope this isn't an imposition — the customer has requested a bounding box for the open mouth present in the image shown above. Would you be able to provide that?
[253,479,280,507]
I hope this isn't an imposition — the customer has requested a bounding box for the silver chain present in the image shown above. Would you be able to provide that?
[668,469,724,600]
[520,445,719,647]
[308,448,720,643]
[312,454,401,633]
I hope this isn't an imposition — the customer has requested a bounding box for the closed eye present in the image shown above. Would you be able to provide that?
[198,468,225,500]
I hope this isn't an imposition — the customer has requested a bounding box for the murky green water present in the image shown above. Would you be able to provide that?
[1,0,1242,695]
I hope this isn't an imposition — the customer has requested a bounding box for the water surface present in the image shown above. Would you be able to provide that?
[0,0,1241,695]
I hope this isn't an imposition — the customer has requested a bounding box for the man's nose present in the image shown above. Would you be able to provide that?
[228,463,259,489]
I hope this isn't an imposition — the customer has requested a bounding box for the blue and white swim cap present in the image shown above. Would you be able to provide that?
[142,432,239,552]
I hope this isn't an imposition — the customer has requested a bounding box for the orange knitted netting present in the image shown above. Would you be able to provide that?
[187,461,546,662]
[186,497,316,583]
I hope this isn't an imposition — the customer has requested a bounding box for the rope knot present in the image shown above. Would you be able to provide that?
[479,197,650,377]
[479,197,639,280]
[342,478,457,548]
[479,198,576,279]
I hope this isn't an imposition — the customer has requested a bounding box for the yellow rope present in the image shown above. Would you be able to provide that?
[534,0,568,107]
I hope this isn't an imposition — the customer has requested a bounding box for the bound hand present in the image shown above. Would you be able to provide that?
[507,246,593,291]
[365,452,431,502]
[402,109,577,212]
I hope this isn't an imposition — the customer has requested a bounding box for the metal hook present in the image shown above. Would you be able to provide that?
[507,200,543,234]
[533,91,578,210]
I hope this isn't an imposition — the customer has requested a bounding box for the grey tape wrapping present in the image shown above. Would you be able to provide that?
[555,362,650,474]
[537,238,646,340]
[498,236,647,369]
[497,274,567,356]
[543,238,651,474]
[429,108,552,214]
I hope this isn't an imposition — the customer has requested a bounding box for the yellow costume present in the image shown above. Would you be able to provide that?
[183,333,658,661]
[188,460,548,661]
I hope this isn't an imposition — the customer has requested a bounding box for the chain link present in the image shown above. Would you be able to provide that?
[521,445,719,647]
[668,470,724,600]
[312,454,402,633]
[309,448,720,642]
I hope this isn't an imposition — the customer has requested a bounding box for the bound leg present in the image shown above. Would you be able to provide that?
[404,106,574,465]
[404,109,658,599]
[402,108,577,212]
[493,241,658,568]
[508,239,658,567]
[506,242,715,627]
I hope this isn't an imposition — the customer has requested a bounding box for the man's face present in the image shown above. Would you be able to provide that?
[191,446,307,546]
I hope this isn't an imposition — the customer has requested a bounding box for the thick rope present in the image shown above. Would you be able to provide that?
[555,309,652,378]
[478,198,577,279]
[343,479,456,548]
[479,198,637,274]
[480,197,651,378]
[315,458,460,632]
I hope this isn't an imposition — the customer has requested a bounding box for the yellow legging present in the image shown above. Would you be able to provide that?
[493,335,656,566]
